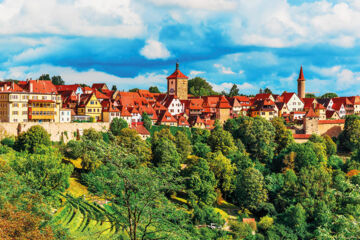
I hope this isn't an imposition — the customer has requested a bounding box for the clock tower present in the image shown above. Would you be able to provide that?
[167,62,188,100]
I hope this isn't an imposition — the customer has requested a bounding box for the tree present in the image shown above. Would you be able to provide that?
[305,93,316,98]
[226,116,276,164]
[234,167,268,210]
[14,125,51,153]
[175,131,192,162]
[39,74,50,80]
[188,77,217,96]
[264,88,272,94]
[110,118,128,136]
[111,85,117,91]
[323,135,337,156]
[10,146,73,197]
[207,126,237,156]
[338,115,360,152]
[152,138,181,169]
[228,84,239,97]
[271,117,294,154]
[0,204,54,240]
[183,158,217,205]
[206,151,235,193]
[142,112,152,131]
[321,93,338,99]
[82,128,103,142]
[51,75,65,85]
[129,88,139,92]
[149,86,160,93]
[282,204,308,238]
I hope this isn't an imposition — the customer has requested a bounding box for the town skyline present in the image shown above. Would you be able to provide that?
[0,0,359,96]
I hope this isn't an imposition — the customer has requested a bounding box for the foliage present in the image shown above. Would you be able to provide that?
[305,93,316,98]
[175,131,192,161]
[228,84,239,97]
[258,216,274,231]
[321,92,338,99]
[10,146,73,197]
[152,138,181,168]
[271,117,294,154]
[51,75,65,85]
[14,125,51,153]
[111,85,117,91]
[142,112,152,131]
[207,126,237,156]
[110,118,128,136]
[39,74,51,80]
[188,77,218,96]
[234,167,268,210]
[1,137,15,148]
[129,88,139,92]
[339,115,360,152]
[206,151,235,193]
[82,128,103,142]
[149,86,160,93]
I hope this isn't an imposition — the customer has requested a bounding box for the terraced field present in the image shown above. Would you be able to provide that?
[50,195,126,240]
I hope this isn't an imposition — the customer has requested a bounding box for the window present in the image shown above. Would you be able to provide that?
[42,96,47,100]
[12,111,18,115]
[88,109,92,112]
[90,101,94,105]
[13,103,18,107]
[22,111,27,115]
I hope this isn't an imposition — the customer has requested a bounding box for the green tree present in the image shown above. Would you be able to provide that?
[110,118,128,136]
[228,84,239,97]
[206,151,235,193]
[192,142,211,158]
[152,138,181,169]
[142,112,152,131]
[188,77,217,96]
[338,115,360,152]
[175,131,192,162]
[271,117,294,154]
[10,146,73,197]
[323,135,337,156]
[111,85,117,91]
[129,88,139,92]
[14,125,51,153]
[321,92,338,99]
[264,88,272,94]
[282,204,308,238]
[234,167,268,210]
[207,126,237,156]
[305,93,316,98]
[226,116,276,164]
[149,86,160,93]
[51,75,64,85]
[82,128,103,142]
[39,74,50,80]
[183,158,217,205]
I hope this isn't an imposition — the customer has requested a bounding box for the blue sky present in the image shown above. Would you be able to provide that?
[0,0,360,96]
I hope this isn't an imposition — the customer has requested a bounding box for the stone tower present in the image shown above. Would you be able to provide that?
[167,62,188,100]
[303,108,319,135]
[297,66,306,99]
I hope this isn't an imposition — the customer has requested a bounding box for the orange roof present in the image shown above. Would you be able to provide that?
[119,106,132,117]
[132,123,150,136]
[254,93,272,100]
[305,108,318,118]
[293,134,311,139]
[217,95,231,108]
[315,103,326,110]
[28,80,58,94]
[319,119,345,124]
[0,82,24,92]
[158,111,177,123]
[56,84,80,92]
[167,63,188,79]
[94,89,110,99]
[92,83,108,90]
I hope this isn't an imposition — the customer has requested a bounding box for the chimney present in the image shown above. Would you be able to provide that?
[11,81,14,90]
[29,82,33,92]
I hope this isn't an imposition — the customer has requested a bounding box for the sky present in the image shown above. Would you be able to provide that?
[0,0,360,96]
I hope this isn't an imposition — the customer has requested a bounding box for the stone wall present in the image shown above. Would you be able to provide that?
[0,122,110,142]
[318,121,344,138]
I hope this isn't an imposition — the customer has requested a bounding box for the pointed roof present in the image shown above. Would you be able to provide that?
[298,66,305,81]
[217,95,231,108]
[167,62,188,80]
[305,107,318,118]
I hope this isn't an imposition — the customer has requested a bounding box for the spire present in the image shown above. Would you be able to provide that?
[176,61,179,70]
[298,66,305,80]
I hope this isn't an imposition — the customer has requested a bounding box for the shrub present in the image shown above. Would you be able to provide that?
[14,125,51,153]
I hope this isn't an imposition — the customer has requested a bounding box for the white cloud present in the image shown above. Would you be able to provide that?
[210,82,256,93]
[146,0,237,11]
[214,64,235,74]
[0,0,144,38]
[140,40,171,60]
[0,64,168,91]
[189,70,205,77]
[239,70,244,74]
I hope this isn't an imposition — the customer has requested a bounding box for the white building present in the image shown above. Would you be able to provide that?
[60,109,72,122]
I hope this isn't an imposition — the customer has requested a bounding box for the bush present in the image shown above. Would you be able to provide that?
[14,125,51,153]
[110,118,128,136]
[1,137,15,148]
[258,216,274,231]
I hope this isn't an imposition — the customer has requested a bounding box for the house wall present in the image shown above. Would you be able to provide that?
[176,78,188,100]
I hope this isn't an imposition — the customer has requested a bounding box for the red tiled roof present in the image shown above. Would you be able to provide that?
[119,106,132,117]
[315,103,326,110]
[167,64,188,80]
[305,108,318,118]
[132,123,150,136]
[254,93,272,100]
[217,95,231,109]
[28,80,58,94]
[56,84,80,92]
[92,83,108,90]
[94,89,110,99]
[319,119,345,124]
[281,92,297,104]
[0,82,24,92]
[293,134,311,139]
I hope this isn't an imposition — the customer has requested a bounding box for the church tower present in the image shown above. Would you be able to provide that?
[297,66,306,99]
[167,62,188,100]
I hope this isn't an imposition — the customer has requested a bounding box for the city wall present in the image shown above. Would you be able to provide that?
[318,121,344,138]
[0,122,110,142]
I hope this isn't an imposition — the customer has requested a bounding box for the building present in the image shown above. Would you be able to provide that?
[297,66,305,99]
[60,109,72,122]
[77,93,102,121]
[167,62,188,100]
[281,92,304,112]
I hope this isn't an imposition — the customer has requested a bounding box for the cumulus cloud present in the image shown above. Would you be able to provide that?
[140,40,171,60]
[146,0,237,11]
[214,64,235,74]
[0,0,144,38]
[211,82,256,93]
[189,70,205,77]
